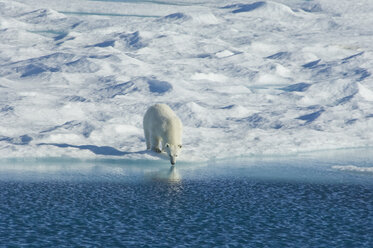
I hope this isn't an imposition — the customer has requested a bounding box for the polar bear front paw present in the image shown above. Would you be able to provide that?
[154,148,162,153]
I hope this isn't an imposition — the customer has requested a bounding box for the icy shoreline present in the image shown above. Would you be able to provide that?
[1,0,373,161]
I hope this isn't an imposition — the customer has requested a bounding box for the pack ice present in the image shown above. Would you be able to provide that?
[0,0,372,161]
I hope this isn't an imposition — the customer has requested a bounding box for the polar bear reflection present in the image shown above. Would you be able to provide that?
[149,166,181,183]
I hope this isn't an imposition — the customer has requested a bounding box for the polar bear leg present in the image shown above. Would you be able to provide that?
[151,135,162,153]
[144,129,151,150]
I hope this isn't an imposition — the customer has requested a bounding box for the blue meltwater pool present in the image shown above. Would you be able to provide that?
[0,150,373,247]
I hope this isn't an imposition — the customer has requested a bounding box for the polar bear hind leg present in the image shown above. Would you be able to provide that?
[144,129,151,150]
[151,134,162,153]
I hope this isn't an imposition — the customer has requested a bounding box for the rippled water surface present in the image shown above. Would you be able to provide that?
[1,155,373,247]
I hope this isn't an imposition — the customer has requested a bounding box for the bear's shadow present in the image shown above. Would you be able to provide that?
[38,142,169,159]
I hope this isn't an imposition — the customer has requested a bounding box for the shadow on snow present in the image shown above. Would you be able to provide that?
[38,143,146,156]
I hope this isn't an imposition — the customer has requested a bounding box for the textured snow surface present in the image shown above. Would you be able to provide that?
[1,0,373,161]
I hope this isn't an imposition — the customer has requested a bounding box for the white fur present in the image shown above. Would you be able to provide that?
[143,104,183,165]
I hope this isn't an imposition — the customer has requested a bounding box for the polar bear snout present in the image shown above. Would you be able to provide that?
[171,157,176,165]
[170,154,179,165]
[166,144,181,165]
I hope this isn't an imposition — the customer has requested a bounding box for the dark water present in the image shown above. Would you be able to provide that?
[0,156,373,247]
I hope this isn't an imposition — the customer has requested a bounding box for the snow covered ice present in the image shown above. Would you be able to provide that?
[1,0,373,161]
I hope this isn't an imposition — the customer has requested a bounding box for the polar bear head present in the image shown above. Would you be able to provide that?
[165,143,182,165]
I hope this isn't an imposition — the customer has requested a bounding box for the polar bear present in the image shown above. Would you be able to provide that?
[143,103,183,165]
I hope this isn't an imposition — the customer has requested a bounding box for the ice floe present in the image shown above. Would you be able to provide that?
[0,0,373,162]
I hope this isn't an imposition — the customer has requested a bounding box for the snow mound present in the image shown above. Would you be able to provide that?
[161,12,190,22]
[0,0,32,17]
[160,11,219,25]
[222,1,303,20]
[0,53,76,78]
[97,77,173,99]
[189,12,220,25]
[18,8,66,24]
[222,2,267,13]
[358,83,373,101]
